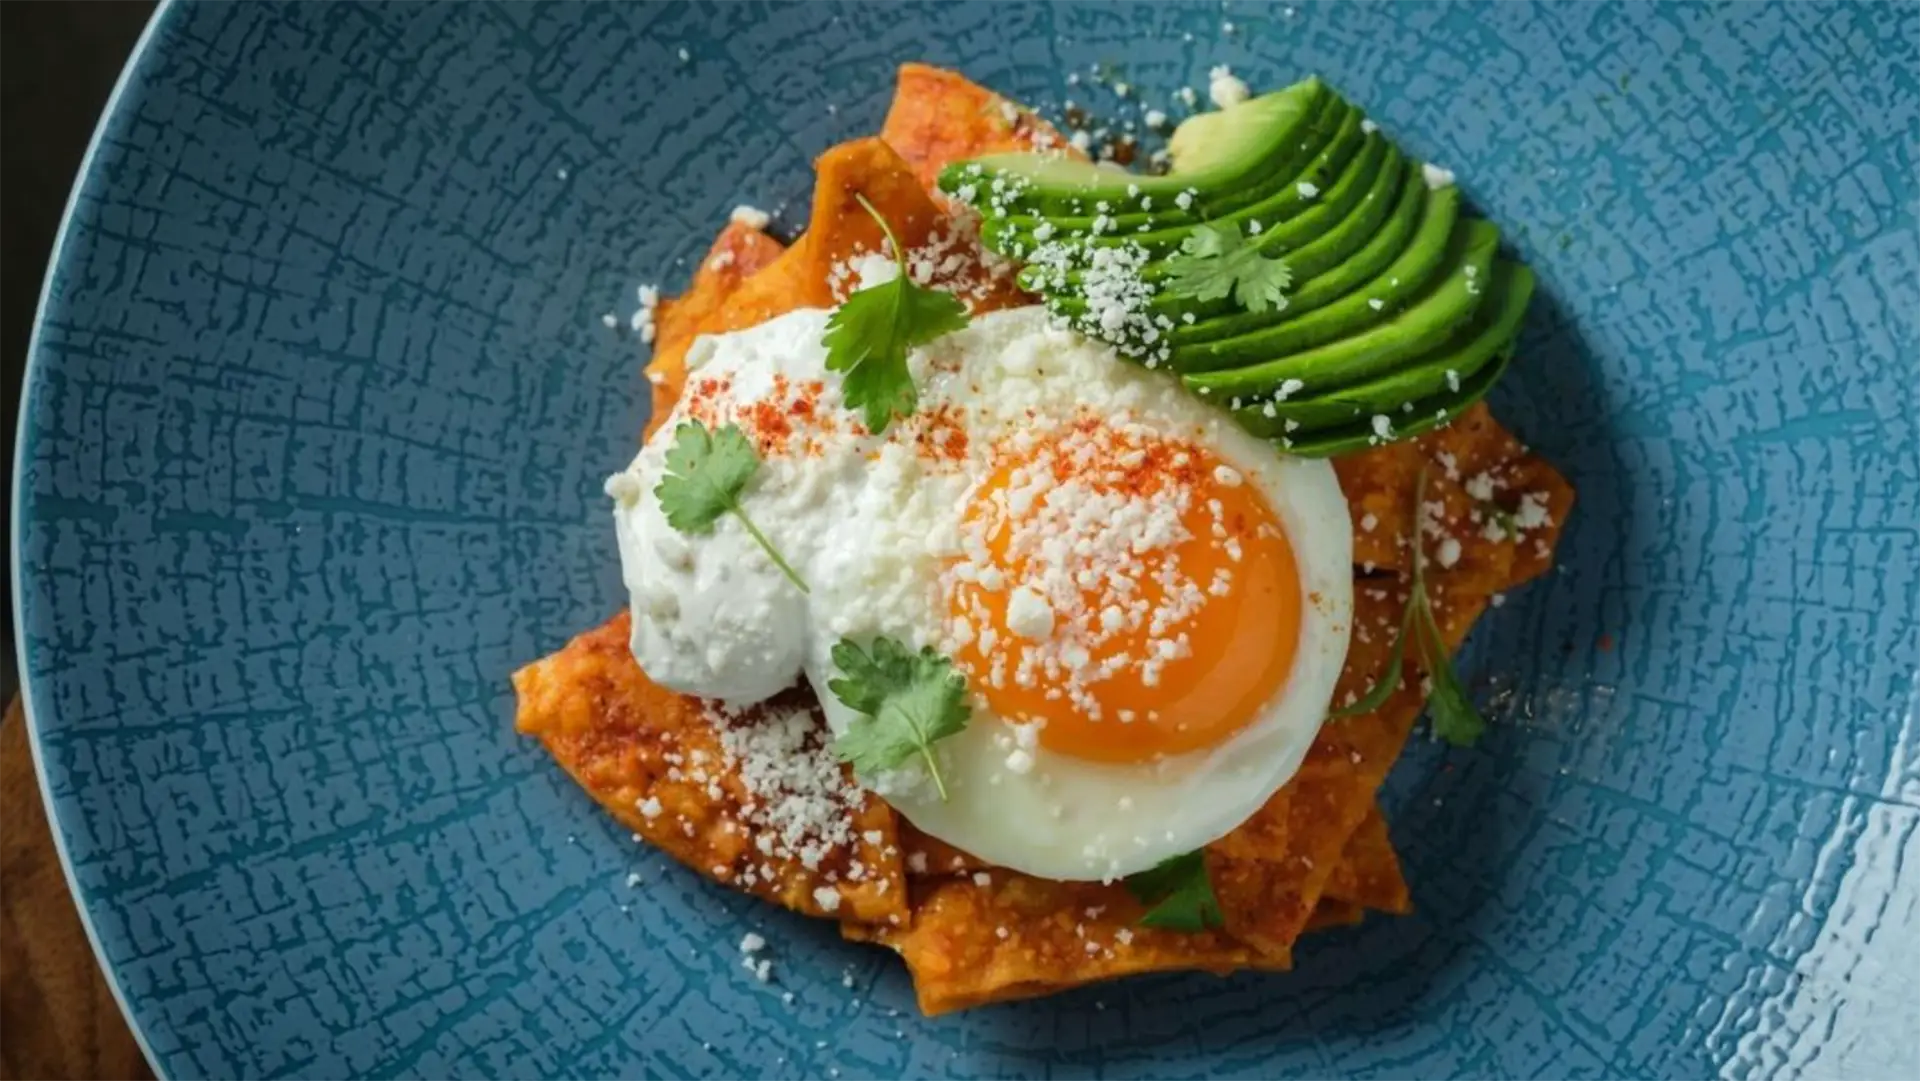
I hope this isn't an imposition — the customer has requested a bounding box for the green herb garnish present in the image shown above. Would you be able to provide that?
[828,636,971,800]
[820,195,971,434]
[1162,221,1293,314]
[1123,850,1224,932]
[1331,467,1488,746]
[654,420,809,593]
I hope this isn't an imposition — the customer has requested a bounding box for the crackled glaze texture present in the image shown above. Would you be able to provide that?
[15,2,1920,1078]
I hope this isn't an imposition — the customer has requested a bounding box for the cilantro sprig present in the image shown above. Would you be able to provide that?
[1123,850,1224,932]
[820,195,971,434]
[654,420,809,594]
[1162,221,1293,314]
[1331,467,1487,745]
[828,636,971,800]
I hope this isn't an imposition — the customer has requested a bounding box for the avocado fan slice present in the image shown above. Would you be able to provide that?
[990,98,1366,258]
[1171,184,1465,374]
[940,74,1536,452]
[1019,138,1397,325]
[1271,333,1520,458]
[1181,218,1501,399]
[984,88,1349,243]
[936,78,1329,222]
[1153,151,1416,340]
[1227,261,1535,437]
[1028,140,1398,331]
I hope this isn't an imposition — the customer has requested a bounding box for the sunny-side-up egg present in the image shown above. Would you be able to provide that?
[605,302,1352,881]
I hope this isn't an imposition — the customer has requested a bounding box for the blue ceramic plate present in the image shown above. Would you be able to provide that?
[16,2,1920,1077]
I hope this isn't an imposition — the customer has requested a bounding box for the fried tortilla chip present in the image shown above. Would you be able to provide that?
[1323,805,1411,916]
[642,138,937,416]
[880,63,1077,193]
[856,872,1276,1015]
[1340,403,1575,591]
[1304,899,1367,932]
[647,221,787,431]
[513,614,908,925]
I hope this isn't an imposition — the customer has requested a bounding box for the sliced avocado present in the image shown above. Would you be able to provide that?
[1266,151,1412,286]
[1276,163,1435,312]
[991,99,1366,258]
[936,79,1328,222]
[1019,137,1393,322]
[1228,262,1534,436]
[942,74,1535,456]
[1142,149,1414,337]
[982,90,1346,255]
[1170,183,1464,373]
[1181,218,1500,399]
[1270,340,1517,458]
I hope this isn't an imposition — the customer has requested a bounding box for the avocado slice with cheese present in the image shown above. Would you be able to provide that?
[946,77,1533,456]
[1184,218,1501,400]
[939,78,1330,225]
[1170,184,1461,371]
[1227,262,1534,438]
[989,97,1368,259]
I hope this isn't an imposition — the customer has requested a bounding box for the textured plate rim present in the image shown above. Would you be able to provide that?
[12,1,174,1076]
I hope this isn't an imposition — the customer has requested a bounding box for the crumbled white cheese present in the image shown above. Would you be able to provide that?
[1422,162,1456,190]
[1361,117,1379,135]
[604,472,644,505]
[1208,65,1251,109]
[1006,586,1056,640]
[850,252,899,290]
[1515,492,1553,529]
[730,205,772,230]
[1296,180,1320,199]
[629,284,661,342]
[1144,109,1168,129]
[740,932,766,954]
[812,887,842,913]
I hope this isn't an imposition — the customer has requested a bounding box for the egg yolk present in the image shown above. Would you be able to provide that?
[946,422,1301,764]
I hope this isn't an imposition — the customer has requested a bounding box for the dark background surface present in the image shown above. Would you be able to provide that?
[4,6,159,1078]
[4,0,156,704]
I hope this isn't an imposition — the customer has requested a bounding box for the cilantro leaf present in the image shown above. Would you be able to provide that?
[1162,221,1293,314]
[820,195,970,434]
[1123,850,1224,932]
[653,420,809,593]
[1327,466,1491,746]
[828,636,970,800]
[1330,596,1415,719]
[1417,607,1486,746]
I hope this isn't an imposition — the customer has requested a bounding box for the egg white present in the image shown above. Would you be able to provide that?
[610,305,1351,881]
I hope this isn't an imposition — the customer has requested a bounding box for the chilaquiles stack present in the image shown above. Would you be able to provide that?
[513,65,1572,1014]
